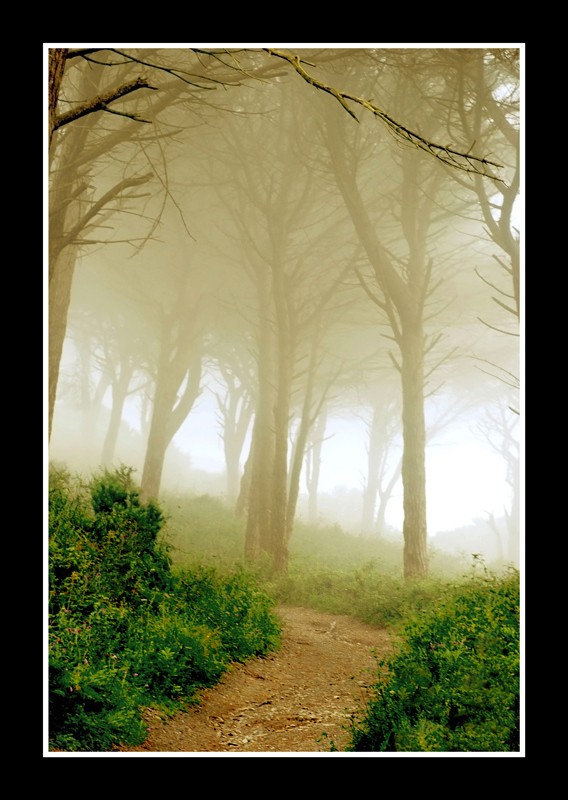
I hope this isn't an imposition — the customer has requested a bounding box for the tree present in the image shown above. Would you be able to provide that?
[49,46,506,441]
[48,48,69,143]
[209,339,256,503]
[436,48,521,393]
[477,395,520,564]
[49,46,519,582]
[320,50,504,579]
[136,252,208,504]
[359,381,402,537]
[203,76,360,572]
[48,49,162,437]
[303,406,328,524]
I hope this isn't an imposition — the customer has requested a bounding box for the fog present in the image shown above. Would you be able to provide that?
[47,45,522,575]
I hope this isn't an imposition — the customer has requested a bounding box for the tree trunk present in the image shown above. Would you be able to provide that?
[101,364,134,466]
[374,458,402,537]
[361,404,383,536]
[235,444,252,518]
[49,246,78,439]
[222,390,253,503]
[82,370,111,445]
[244,279,275,564]
[244,411,275,563]
[269,265,292,574]
[140,382,174,503]
[140,336,203,504]
[400,326,428,579]
[286,323,324,541]
[48,48,68,144]
[326,107,434,580]
[487,512,505,565]
[506,458,520,565]
[306,409,327,524]
[48,61,104,439]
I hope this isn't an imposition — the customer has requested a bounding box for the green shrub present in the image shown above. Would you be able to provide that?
[48,465,281,752]
[347,568,520,752]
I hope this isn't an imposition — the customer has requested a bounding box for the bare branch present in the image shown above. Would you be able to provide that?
[491,296,518,317]
[266,48,503,179]
[424,346,459,382]
[476,316,519,336]
[110,49,223,90]
[469,356,520,390]
[54,77,157,133]
[388,351,401,373]
[474,265,514,296]
[61,173,153,250]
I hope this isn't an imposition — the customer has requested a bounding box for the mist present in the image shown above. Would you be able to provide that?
[48,46,522,577]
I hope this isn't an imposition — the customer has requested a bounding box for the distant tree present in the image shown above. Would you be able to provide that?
[207,79,359,572]
[64,310,111,444]
[476,395,520,564]
[137,255,208,504]
[210,343,256,503]
[303,406,328,524]
[359,381,402,537]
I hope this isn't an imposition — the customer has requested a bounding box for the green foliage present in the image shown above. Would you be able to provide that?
[174,567,282,659]
[49,477,520,753]
[48,466,281,752]
[346,568,520,752]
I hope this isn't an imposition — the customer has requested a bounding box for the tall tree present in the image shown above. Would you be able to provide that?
[206,77,358,572]
[321,51,495,579]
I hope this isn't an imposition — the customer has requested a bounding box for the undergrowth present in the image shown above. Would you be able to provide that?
[48,466,281,752]
[48,473,520,754]
[346,565,521,752]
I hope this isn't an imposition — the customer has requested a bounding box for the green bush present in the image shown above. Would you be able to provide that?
[48,466,281,752]
[346,568,520,752]
[174,567,282,659]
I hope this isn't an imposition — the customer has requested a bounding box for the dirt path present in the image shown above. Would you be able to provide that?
[116,605,394,754]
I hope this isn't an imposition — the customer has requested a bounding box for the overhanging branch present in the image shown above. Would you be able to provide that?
[266,48,503,180]
[54,77,157,132]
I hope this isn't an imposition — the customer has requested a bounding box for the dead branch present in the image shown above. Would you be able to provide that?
[60,173,153,250]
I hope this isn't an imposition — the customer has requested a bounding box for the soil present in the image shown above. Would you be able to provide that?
[116,605,394,755]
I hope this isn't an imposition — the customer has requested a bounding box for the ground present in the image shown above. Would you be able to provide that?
[116,605,394,755]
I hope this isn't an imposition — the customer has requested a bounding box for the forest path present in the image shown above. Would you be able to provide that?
[116,605,394,754]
